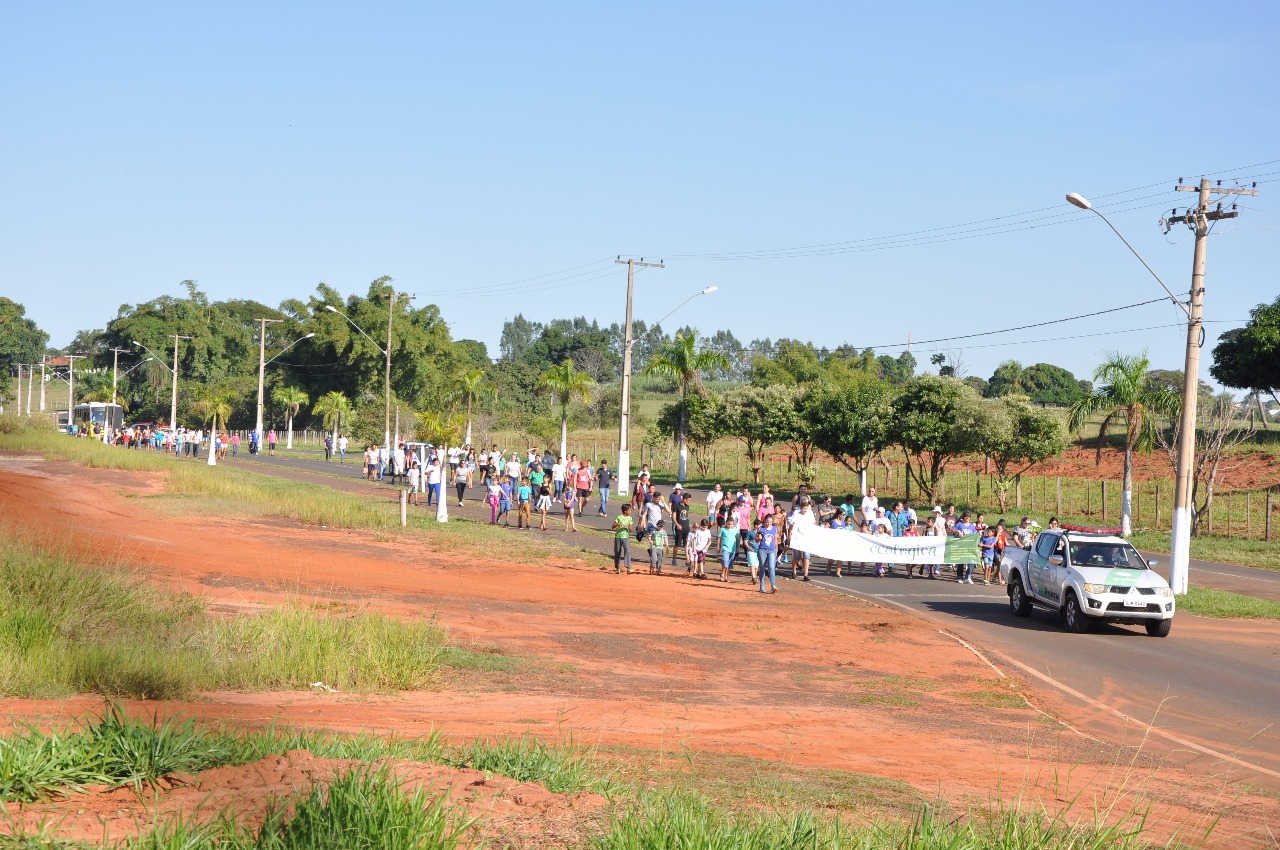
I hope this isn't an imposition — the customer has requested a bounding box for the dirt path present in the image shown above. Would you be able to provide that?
[1,456,1276,847]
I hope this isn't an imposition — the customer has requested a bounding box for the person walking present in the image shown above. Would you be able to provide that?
[757,513,779,593]
[516,476,532,529]
[337,434,348,463]
[562,485,578,532]
[267,429,277,455]
[596,461,612,516]
[454,459,472,506]
[425,455,441,505]
[231,433,241,457]
[611,504,634,574]
[536,479,553,531]
[648,520,667,575]
[324,433,333,462]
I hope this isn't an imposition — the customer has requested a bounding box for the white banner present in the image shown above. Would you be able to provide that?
[789,523,980,564]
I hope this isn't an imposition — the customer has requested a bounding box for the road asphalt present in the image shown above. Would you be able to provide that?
[235,448,1280,782]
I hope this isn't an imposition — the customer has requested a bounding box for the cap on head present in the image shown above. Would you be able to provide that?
[933,506,942,513]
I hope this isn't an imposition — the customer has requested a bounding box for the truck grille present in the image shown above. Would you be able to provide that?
[1110,586,1155,594]
[1105,601,1161,613]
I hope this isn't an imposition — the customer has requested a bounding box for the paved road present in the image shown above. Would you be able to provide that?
[238,450,1280,781]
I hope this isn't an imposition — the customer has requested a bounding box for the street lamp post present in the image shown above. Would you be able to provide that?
[1066,191,1195,591]
[325,292,412,449]
[616,285,718,496]
[65,354,85,433]
[255,325,314,441]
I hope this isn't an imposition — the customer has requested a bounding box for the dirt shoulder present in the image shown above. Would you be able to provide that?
[1,455,1276,847]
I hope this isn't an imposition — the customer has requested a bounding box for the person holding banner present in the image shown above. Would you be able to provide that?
[787,496,816,582]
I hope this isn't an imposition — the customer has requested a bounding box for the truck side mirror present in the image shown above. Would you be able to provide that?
[1048,555,1064,567]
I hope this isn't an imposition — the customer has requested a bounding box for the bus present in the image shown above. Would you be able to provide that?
[71,402,125,434]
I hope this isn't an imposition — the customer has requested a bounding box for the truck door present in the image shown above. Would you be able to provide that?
[1030,533,1057,601]
[1043,535,1067,602]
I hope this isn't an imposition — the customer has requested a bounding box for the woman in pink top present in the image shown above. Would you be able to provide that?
[756,484,775,523]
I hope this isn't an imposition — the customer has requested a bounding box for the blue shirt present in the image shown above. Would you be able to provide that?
[757,526,779,552]
[889,511,910,536]
[955,521,977,535]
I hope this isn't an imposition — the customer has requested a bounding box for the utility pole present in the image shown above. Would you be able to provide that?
[66,354,86,432]
[25,363,33,415]
[13,364,22,416]
[39,355,46,413]
[106,347,130,443]
[1164,177,1258,595]
[169,335,191,430]
[615,256,664,496]
[255,318,282,439]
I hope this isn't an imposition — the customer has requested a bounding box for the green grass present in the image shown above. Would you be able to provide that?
[1176,586,1280,619]
[0,424,572,566]
[461,734,618,795]
[0,535,449,699]
[1126,532,1279,573]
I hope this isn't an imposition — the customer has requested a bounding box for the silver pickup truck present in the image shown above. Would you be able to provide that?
[999,530,1175,637]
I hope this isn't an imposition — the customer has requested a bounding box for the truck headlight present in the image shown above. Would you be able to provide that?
[1154,587,1173,597]
[1082,583,1108,594]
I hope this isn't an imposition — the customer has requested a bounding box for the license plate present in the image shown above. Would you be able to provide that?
[1123,595,1147,608]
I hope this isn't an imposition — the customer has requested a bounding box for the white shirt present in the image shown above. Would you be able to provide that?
[448,447,461,463]
[426,463,441,485]
[692,527,712,553]
[407,467,421,487]
[552,462,566,482]
[706,489,723,513]
[506,459,522,479]
[788,507,816,530]
[860,495,879,519]
[338,437,348,451]
[874,516,893,534]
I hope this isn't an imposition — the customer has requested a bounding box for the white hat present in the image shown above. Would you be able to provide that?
[932,505,942,513]
[673,483,683,490]
[1030,520,1041,528]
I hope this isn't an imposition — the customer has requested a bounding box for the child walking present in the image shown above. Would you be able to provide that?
[562,486,577,532]
[648,520,667,574]
[611,504,634,574]
[690,519,712,580]
[745,519,760,584]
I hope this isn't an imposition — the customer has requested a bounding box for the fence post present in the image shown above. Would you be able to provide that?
[1228,491,1233,536]
[400,490,408,527]
[1155,484,1162,531]
[1102,481,1109,522]
[1267,491,1274,541]
[1246,491,1251,537]
[1056,477,1062,516]
[1016,476,1022,508]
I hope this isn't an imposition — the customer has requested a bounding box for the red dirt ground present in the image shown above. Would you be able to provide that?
[1,456,1276,847]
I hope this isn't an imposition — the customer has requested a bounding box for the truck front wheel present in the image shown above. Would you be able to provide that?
[1145,618,1172,638]
[1009,575,1033,617]
[1062,593,1090,633]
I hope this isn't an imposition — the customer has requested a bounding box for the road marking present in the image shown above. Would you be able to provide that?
[810,578,1280,781]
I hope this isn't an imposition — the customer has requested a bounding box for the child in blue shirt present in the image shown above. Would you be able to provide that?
[979,529,998,585]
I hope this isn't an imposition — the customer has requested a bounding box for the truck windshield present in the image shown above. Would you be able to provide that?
[1067,542,1147,569]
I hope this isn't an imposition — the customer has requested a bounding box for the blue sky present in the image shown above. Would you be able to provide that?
[2,1,1277,386]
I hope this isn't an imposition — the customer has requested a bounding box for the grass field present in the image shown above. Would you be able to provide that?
[0,711,1188,850]
[0,533,453,699]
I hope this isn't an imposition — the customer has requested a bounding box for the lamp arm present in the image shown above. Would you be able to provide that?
[1089,208,1190,318]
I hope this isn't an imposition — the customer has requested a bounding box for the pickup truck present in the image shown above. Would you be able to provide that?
[999,529,1175,637]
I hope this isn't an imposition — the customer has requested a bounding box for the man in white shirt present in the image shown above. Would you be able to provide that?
[706,483,724,517]
[425,457,442,505]
[860,487,879,524]
[552,458,567,499]
[873,506,894,534]
[787,496,816,582]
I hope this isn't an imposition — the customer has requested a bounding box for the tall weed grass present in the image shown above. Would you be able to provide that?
[0,536,447,699]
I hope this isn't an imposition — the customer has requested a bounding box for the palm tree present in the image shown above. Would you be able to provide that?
[1068,351,1179,536]
[642,330,730,482]
[192,388,234,467]
[313,391,352,440]
[415,410,465,447]
[537,360,593,460]
[456,370,488,448]
[273,386,309,449]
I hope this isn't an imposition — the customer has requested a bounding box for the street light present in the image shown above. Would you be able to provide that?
[617,285,718,496]
[255,330,315,441]
[134,336,189,429]
[325,291,413,449]
[1066,191,1195,594]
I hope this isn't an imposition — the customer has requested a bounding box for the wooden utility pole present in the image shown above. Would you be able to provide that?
[615,256,664,497]
[1165,177,1259,593]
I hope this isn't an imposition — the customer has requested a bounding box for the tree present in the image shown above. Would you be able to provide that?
[192,386,234,465]
[986,361,1024,397]
[657,394,722,477]
[890,376,987,505]
[717,385,798,484]
[536,360,593,460]
[1068,352,1179,537]
[1020,363,1087,405]
[1211,295,1280,428]
[455,369,489,446]
[876,351,917,385]
[273,386,309,449]
[499,314,541,362]
[313,391,352,438]
[977,397,1067,512]
[643,330,730,481]
[701,329,745,381]
[807,376,895,495]
[1155,393,1256,536]
[749,339,823,386]
[0,298,49,404]
[415,409,465,448]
